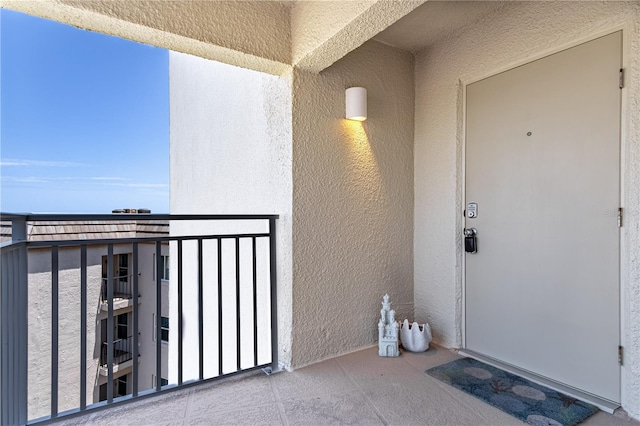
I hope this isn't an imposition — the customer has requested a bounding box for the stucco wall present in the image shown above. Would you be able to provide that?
[60,0,291,62]
[2,0,423,76]
[291,1,375,64]
[169,51,293,369]
[3,0,291,75]
[413,1,640,417]
[291,0,425,72]
[291,40,414,368]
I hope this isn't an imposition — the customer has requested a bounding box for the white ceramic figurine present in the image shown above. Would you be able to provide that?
[378,294,400,357]
[400,319,432,352]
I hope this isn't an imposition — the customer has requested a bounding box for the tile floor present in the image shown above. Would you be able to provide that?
[54,345,639,425]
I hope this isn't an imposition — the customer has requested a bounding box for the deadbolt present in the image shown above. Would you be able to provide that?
[466,202,478,218]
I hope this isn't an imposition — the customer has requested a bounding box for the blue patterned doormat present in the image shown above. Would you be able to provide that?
[426,358,598,426]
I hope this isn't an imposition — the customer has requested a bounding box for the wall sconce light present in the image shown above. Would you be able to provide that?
[346,87,367,121]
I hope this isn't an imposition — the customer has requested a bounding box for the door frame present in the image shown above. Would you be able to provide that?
[458,25,628,408]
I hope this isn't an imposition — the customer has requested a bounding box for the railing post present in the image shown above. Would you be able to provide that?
[132,243,139,397]
[268,218,279,373]
[155,242,163,390]
[106,245,114,402]
[51,247,59,418]
[1,217,28,425]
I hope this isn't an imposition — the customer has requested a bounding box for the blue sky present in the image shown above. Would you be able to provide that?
[1,9,169,213]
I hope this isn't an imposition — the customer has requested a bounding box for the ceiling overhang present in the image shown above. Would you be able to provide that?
[1,0,426,76]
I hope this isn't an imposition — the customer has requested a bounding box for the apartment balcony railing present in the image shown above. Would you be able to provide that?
[0,213,279,426]
[100,337,134,368]
[99,275,138,312]
[100,276,134,302]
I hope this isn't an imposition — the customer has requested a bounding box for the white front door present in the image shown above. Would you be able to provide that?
[465,31,622,403]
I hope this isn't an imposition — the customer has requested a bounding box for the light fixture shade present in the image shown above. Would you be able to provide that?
[346,87,367,121]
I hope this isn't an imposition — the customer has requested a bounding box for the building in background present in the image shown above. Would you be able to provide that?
[2,212,169,419]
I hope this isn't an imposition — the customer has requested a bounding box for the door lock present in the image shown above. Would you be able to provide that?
[464,228,477,253]
[466,202,478,218]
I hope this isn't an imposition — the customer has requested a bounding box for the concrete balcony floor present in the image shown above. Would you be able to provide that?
[54,345,638,425]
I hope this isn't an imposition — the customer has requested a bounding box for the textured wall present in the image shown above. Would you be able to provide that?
[4,0,423,76]
[60,0,291,62]
[413,1,640,418]
[291,1,375,64]
[169,51,293,368]
[291,40,414,368]
[291,0,425,72]
[3,0,424,76]
[3,0,291,75]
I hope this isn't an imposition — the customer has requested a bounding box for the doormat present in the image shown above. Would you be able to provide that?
[426,358,598,426]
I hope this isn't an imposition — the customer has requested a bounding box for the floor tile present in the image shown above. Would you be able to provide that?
[281,391,384,425]
[356,374,491,426]
[583,410,640,426]
[400,344,463,371]
[184,403,283,426]
[46,346,640,426]
[185,374,275,417]
[271,359,358,400]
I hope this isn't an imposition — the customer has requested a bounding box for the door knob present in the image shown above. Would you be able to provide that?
[464,228,477,253]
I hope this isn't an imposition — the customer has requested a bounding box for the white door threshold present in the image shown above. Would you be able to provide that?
[458,349,620,414]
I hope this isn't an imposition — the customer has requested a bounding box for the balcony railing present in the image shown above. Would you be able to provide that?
[0,213,279,425]
[100,337,133,367]
[100,276,134,302]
